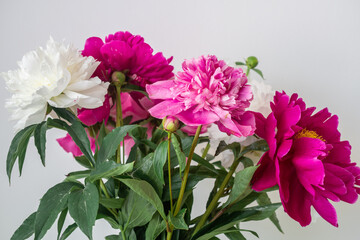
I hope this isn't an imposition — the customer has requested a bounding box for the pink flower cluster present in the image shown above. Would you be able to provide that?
[252,91,360,226]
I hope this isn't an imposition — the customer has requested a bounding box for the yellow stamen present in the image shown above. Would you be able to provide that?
[295,128,325,142]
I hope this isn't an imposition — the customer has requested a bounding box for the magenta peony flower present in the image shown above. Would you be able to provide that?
[77,95,111,126]
[82,31,174,87]
[252,91,360,227]
[147,55,255,137]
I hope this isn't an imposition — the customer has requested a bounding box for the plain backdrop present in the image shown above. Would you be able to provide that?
[1,0,360,239]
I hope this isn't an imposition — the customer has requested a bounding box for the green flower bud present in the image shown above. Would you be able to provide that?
[111,71,126,86]
[246,56,258,69]
[162,116,180,133]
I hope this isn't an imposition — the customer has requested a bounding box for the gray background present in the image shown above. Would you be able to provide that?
[0,0,359,239]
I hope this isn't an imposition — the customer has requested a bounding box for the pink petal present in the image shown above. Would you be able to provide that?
[148,100,184,119]
[146,80,176,100]
[312,192,338,227]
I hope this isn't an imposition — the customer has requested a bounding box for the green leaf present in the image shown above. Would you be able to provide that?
[169,209,188,230]
[215,141,241,160]
[6,124,36,180]
[68,182,99,239]
[65,170,91,182]
[74,156,93,169]
[256,193,283,233]
[223,166,258,207]
[34,121,47,166]
[58,223,77,240]
[191,209,258,240]
[105,234,121,240]
[97,125,138,163]
[242,203,282,221]
[88,161,133,182]
[235,61,246,66]
[57,208,68,239]
[252,68,264,79]
[121,191,156,230]
[153,140,168,184]
[171,134,186,174]
[145,214,166,240]
[100,198,125,209]
[52,108,77,123]
[65,120,95,165]
[122,84,149,99]
[35,182,81,240]
[241,140,268,156]
[224,228,246,240]
[117,178,166,221]
[10,212,36,240]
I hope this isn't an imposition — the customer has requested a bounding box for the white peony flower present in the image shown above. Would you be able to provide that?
[248,78,274,117]
[2,37,109,131]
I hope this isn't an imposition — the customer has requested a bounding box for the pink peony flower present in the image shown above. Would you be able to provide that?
[147,55,255,137]
[77,95,111,126]
[252,91,360,227]
[57,132,96,157]
[82,31,174,87]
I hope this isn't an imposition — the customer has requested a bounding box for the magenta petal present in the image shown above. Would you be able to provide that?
[78,95,111,126]
[176,108,219,126]
[120,92,149,122]
[57,134,83,157]
[82,37,104,61]
[146,80,175,100]
[252,152,277,191]
[101,40,134,71]
[292,138,326,196]
[148,100,184,119]
[312,192,338,227]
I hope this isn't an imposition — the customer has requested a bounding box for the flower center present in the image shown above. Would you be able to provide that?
[295,128,325,141]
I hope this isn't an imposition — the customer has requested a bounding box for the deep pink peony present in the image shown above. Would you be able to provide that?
[82,31,174,87]
[147,55,255,137]
[252,91,360,227]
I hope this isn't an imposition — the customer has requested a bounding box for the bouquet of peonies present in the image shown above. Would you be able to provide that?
[3,31,359,240]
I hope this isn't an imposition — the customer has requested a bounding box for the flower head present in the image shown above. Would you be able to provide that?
[147,55,255,137]
[2,38,109,131]
[82,31,174,87]
[252,91,360,227]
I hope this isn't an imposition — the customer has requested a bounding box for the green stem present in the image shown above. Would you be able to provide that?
[174,125,202,215]
[193,156,242,235]
[201,142,211,159]
[168,132,174,214]
[167,125,202,240]
[120,227,126,240]
[99,180,118,218]
[115,85,123,164]
[246,66,250,76]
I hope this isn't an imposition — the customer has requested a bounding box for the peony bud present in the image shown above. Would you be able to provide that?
[246,56,258,69]
[162,116,180,133]
[111,71,126,86]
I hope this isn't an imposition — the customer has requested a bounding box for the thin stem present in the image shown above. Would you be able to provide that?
[99,180,118,218]
[193,156,242,235]
[174,125,202,215]
[201,142,211,159]
[120,227,126,240]
[115,85,123,164]
[246,66,250,76]
[168,132,174,214]
[167,125,202,240]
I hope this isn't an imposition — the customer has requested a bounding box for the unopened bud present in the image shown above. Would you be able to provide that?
[111,71,126,86]
[246,56,258,69]
[162,116,180,133]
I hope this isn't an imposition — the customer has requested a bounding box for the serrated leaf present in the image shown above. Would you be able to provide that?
[57,208,68,239]
[117,178,166,221]
[223,166,258,207]
[10,212,36,240]
[145,214,166,240]
[169,209,188,230]
[171,134,186,174]
[252,68,264,79]
[58,223,77,240]
[34,121,47,166]
[88,161,133,182]
[6,124,37,180]
[34,182,81,240]
[153,141,168,184]
[68,183,99,239]
[256,193,283,233]
[97,125,138,163]
[122,191,155,230]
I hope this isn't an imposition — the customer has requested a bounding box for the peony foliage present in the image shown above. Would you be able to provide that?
[3,32,359,240]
